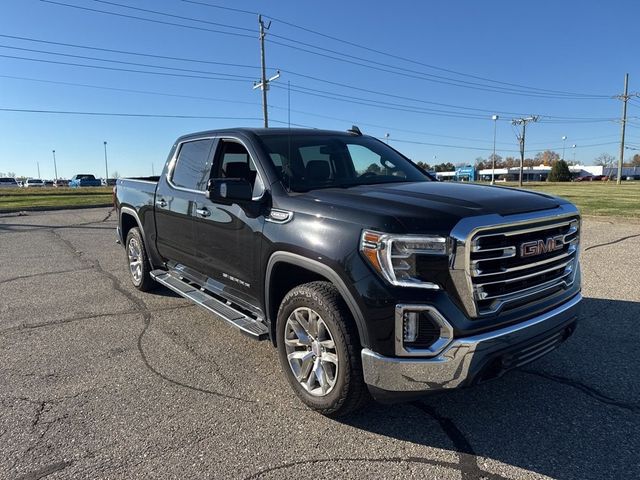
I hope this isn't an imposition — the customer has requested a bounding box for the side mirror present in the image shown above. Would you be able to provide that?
[207,178,253,202]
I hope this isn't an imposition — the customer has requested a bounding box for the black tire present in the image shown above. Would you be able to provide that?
[276,281,369,417]
[124,227,155,292]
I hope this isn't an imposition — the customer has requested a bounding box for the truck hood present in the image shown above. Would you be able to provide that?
[299,181,562,233]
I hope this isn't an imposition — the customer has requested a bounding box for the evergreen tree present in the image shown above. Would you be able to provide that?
[548,160,571,182]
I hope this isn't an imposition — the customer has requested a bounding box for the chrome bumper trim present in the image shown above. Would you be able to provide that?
[362,293,581,392]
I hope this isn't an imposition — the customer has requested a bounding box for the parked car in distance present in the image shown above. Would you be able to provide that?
[44,180,54,187]
[69,174,102,188]
[53,179,69,187]
[0,177,19,188]
[24,179,45,187]
[573,176,591,182]
[101,178,117,186]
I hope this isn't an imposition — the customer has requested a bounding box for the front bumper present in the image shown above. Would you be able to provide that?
[361,293,581,394]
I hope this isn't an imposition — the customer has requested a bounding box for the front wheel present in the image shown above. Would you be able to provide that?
[276,281,369,417]
[125,227,155,292]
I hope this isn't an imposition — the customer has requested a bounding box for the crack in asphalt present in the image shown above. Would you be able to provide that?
[46,223,291,408]
[0,267,94,286]
[242,455,508,480]
[520,369,640,414]
[0,304,194,336]
[584,233,640,252]
[15,460,74,480]
[0,207,115,234]
[412,402,502,480]
[243,403,510,480]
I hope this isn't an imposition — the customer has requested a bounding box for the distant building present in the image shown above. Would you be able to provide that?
[432,164,639,182]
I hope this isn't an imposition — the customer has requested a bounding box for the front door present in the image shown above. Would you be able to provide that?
[193,138,266,309]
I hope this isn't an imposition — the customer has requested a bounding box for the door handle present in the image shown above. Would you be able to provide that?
[196,207,211,218]
[156,199,167,208]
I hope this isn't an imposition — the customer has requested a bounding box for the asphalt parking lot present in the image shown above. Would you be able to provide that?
[1,207,639,479]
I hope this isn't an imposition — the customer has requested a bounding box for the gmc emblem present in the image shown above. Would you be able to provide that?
[520,235,564,258]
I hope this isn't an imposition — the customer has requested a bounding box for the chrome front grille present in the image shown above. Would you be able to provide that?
[467,217,580,316]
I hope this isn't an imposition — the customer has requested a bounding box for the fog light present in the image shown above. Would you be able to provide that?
[403,311,419,342]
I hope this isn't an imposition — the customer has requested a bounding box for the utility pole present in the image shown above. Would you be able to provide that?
[615,74,638,185]
[37,162,41,179]
[253,15,280,128]
[52,150,58,179]
[103,141,109,181]
[512,116,539,187]
[561,136,567,161]
[491,114,499,185]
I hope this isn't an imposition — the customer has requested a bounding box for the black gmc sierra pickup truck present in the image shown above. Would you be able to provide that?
[115,127,581,416]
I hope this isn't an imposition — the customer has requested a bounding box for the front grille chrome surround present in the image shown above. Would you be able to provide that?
[449,204,581,318]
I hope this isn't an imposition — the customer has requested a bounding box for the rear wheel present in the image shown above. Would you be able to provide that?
[125,227,155,291]
[276,281,369,417]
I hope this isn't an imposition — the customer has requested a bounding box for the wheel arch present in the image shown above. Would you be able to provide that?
[265,252,368,349]
[120,206,146,243]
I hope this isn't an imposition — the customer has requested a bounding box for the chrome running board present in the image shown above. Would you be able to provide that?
[150,269,269,340]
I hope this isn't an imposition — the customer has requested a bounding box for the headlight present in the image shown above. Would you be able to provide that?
[360,230,448,289]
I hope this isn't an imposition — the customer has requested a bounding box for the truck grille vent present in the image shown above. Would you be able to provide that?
[468,217,579,315]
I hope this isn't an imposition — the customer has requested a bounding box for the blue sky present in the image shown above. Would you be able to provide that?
[1,0,639,178]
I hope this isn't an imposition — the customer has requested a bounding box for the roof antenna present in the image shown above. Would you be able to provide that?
[348,125,362,136]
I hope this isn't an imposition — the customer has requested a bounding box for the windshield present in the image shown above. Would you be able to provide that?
[76,174,95,180]
[257,134,431,192]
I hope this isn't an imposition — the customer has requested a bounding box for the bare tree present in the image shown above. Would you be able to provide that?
[487,153,502,168]
[111,171,121,179]
[594,153,616,169]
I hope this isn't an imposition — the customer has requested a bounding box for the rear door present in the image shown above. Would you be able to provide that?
[193,137,267,308]
[154,137,215,269]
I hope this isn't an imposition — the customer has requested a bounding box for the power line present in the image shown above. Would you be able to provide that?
[276,76,617,121]
[0,32,620,122]
[386,137,617,153]
[272,83,499,120]
[0,53,254,83]
[0,105,622,154]
[0,33,557,117]
[0,107,262,120]
[0,74,264,107]
[273,83,618,123]
[182,0,610,99]
[267,38,609,100]
[0,74,519,144]
[42,0,609,100]
[2,73,623,152]
[91,0,255,33]
[40,0,255,39]
[0,33,260,70]
[0,44,255,79]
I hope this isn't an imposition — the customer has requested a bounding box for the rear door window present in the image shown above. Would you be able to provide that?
[172,139,214,191]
